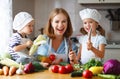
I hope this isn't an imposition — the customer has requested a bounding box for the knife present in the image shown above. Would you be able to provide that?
[88,26,92,41]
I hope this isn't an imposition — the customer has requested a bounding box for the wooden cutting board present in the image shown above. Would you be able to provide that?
[0,70,102,79]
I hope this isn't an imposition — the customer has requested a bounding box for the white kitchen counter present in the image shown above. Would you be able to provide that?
[76,43,120,49]
[105,44,120,49]
[104,48,120,63]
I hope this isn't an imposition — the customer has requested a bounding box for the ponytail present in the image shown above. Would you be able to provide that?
[80,27,87,35]
[80,25,105,36]
[97,25,105,36]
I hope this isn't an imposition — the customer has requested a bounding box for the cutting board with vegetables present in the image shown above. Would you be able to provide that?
[0,56,120,79]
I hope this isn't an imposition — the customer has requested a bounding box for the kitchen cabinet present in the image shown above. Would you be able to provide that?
[78,0,120,4]
[103,48,120,63]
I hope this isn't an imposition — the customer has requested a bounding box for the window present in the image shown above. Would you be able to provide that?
[0,0,13,53]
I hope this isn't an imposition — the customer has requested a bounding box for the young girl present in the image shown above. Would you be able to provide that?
[35,8,77,66]
[8,12,34,62]
[70,8,107,64]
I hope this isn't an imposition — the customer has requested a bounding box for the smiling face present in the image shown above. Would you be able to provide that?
[44,8,73,39]
[83,18,98,35]
[51,13,68,37]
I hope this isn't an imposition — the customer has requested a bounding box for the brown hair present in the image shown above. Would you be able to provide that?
[80,25,105,36]
[44,8,73,39]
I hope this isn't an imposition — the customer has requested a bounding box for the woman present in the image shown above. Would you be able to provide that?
[36,8,78,66]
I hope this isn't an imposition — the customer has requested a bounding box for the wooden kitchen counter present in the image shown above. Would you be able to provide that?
[0,70,103,79]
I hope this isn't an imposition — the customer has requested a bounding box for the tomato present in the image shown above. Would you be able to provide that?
[58,66,67,74]
[82,70,93,78]
[49,54,56,61]
[65,64,74,73]
[51,65,59,73]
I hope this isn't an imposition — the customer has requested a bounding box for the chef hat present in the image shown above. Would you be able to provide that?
[13,12,34,31]
[79,8,101,23]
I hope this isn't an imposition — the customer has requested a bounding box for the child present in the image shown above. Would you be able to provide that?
[70,8,107,64]
[8,12,34,62]
[35,8,78,66]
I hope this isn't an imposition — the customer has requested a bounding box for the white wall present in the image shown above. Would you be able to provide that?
[34,0,55,36]
[104,49,120,62]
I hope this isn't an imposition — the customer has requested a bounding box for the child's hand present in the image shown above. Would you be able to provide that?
[26,40,33,47]
[87,40,93,50]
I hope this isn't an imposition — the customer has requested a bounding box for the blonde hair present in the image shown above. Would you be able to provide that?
[44,8,73,39]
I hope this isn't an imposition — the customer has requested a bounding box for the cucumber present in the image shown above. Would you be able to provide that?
[59,62,69,66]
[117,75,120,79]
[71,70,83,77]
[0,58,21,68]
[98,74,117,79]
[32,61,47,72]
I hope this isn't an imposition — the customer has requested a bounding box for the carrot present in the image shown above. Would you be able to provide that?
[9,66,17,76]
[0,69,3,75]
[2,66,9,76]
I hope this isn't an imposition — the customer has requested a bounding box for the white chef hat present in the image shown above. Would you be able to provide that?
[79,8,101,23]
[13,12,34,31]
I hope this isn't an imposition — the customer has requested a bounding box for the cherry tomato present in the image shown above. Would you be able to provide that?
[58,66,67,74]
[65,64,74,73]
[49,54,56,61]
[51,65,59,73]
[82,70,93,78]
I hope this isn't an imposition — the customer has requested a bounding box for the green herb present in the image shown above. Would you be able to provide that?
[83,59,102,70]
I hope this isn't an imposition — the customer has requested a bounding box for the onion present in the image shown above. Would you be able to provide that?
[16,63,24,75]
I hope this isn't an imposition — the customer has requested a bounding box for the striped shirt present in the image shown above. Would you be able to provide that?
[8,33,29,61]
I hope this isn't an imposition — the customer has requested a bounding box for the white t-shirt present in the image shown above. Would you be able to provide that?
[79,34,107,64]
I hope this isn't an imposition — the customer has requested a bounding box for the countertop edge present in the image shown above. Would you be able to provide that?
[105,45,120,49]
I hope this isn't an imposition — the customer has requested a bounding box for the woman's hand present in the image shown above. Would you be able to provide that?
[69,51,78,65]
[40,62,50,68]
[52,58,63,65]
